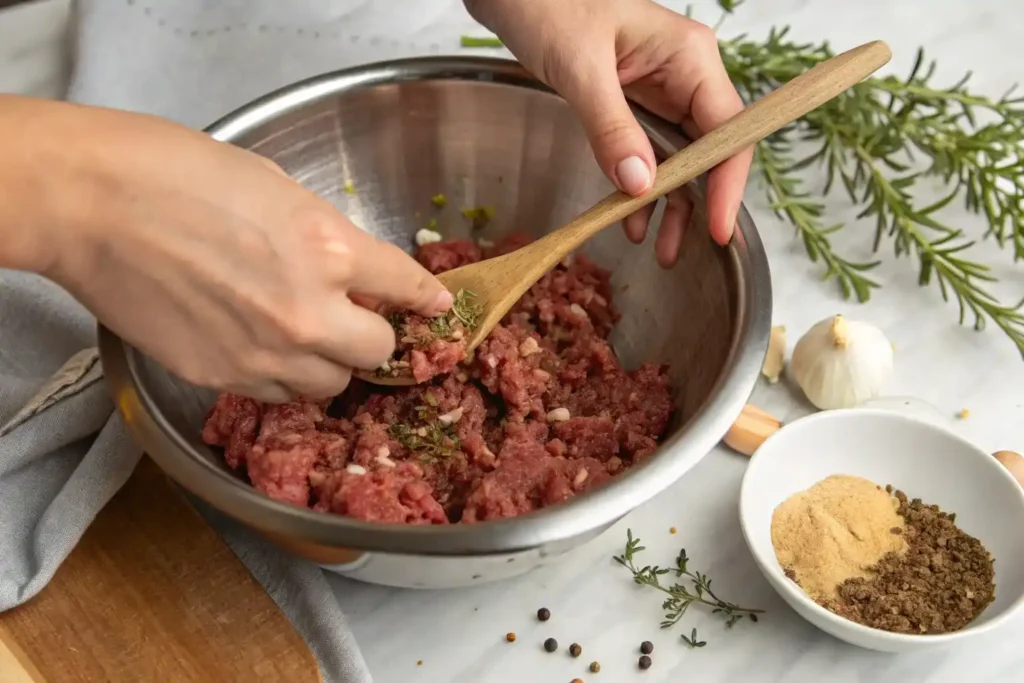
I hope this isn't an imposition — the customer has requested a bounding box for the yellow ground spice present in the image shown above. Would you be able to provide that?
[771,474,907,601]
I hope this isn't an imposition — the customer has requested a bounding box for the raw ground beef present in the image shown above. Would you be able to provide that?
[375,296,474,384]
[202,233,673,525]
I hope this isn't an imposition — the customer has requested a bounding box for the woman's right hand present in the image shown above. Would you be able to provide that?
[0,96,452,403]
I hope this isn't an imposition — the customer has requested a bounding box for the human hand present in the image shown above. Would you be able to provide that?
[7,98,451,403]
[465,0,751,267]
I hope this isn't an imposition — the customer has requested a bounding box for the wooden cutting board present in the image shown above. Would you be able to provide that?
[0,457,321,683]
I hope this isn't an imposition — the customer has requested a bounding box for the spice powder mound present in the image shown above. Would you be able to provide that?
[771,474,908,602]
[828,487,995,634]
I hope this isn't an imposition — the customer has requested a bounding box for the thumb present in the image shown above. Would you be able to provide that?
[552,51,657,197]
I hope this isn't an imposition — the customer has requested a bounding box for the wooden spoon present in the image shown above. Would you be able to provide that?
[358,40,892,386]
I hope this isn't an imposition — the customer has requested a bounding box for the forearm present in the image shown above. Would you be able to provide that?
[0,95,102,275]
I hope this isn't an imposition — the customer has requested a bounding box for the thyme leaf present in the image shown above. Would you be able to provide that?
[449,288,483,330]
[614,529,764,645]
[388,417,461,461]
[461,206,496,232]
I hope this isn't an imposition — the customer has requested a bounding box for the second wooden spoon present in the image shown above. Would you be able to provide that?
[360,39,892,386]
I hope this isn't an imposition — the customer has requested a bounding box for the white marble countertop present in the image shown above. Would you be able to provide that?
[3,1,1023,682]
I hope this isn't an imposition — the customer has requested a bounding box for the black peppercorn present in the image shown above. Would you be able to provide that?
[569,643,582,657]
[589,661,601,673]
[537,607,551,621]
[544,637,558,652]
[639,655,652,670]
[639,641,654,655]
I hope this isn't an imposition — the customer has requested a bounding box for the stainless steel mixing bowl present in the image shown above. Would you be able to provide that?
[99,57,772,589]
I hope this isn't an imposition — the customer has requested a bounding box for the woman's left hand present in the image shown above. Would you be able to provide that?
[464,0,751,267]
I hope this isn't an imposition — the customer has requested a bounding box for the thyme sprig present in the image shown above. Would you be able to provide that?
[614,530,764,645]
[711,0,1024,354]
[430,288,483,338]
[389,391,462,460]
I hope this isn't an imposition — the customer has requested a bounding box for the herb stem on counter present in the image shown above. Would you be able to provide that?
[614,529,764,643]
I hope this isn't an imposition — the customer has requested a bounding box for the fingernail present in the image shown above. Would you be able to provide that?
[614,156,651,196]
[433,289,453,313]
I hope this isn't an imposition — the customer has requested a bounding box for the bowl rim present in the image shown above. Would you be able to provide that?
[739,408,1024,645]
[98,55,773,556]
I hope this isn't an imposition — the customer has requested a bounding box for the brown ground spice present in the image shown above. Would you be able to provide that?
[824,486,995,634]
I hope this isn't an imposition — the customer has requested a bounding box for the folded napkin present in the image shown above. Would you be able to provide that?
[1,1,499,680]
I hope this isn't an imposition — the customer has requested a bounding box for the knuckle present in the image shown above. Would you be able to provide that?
[383,242,435,308]
[539,42,584,92]
[282,311,328,348]
[688,22,718,53]
[257,156,287,177]
[237,348,278,380]
[327,236,357,282]
[296,207,357,281]
[591,116,640,150]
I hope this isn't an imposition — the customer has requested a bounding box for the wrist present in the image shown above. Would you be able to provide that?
[0,96,112,279]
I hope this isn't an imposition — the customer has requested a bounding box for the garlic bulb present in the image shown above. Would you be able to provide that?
[790,314,893,410]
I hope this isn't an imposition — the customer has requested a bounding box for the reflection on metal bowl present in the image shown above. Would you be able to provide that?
[98,57,772,589]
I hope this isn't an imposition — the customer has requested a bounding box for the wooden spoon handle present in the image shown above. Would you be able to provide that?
[539,40,892,254]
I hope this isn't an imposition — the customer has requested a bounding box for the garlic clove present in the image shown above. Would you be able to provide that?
[722,404,782,457]
[761,325,786,384]
[790,314,893,411]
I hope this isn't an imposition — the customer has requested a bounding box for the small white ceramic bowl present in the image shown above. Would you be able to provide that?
[739,408,1024,652]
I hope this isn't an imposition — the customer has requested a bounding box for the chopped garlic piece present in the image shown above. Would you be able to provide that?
[518,337,540,357]
[546,407,571,422]
[346,464,367,476]
[438,406,465,425]
[415,228,443,246]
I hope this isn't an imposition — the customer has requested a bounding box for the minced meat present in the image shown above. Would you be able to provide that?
[202,234,673,524]
[375,289,480,383]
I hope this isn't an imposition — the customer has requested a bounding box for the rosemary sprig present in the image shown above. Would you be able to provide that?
[614,529,764,644]
[710,2,1024,355]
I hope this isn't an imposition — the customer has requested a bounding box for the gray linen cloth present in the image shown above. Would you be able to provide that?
[1,1,489,681]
